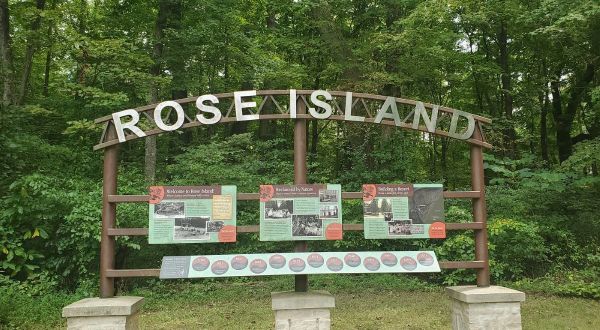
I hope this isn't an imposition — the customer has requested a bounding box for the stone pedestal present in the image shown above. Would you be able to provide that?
[62,296,144,330]
[446,286,525,330]
[271,291,335,330]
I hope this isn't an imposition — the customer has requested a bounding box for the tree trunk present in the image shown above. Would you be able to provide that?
[430,137,437,179]
[145,0,169,184]
[551,75,574,163]
[552,64,596,162]
[539,91,549,163]
[74,0,88,84]
[0,0,14,106]
[42,38,51,96]
[480,27,496,117]
[466,32,485,114]
[16,0,46,105]
[230,80,252,135]
[258,7,277,140]
[497,20,516,157]
[441,137,448,181]
[310,120,318,156]
[527,116,536,155]
[41,0,55,97]
[258,94,276,139]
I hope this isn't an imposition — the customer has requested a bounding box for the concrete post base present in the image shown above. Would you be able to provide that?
[271,291,335,330]
[62,296,144,330]
[446,286,525,330]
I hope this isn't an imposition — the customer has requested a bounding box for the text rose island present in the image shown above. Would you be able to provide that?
[111,89,477,143]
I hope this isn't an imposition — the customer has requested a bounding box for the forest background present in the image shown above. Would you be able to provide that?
[0,0,599,303]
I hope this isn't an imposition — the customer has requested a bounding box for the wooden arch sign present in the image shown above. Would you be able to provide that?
[93,89,491,150]
[95,89,492,298]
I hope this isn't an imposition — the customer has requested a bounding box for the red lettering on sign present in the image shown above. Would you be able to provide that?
[149,186,165,204]
[325,223,343,240]
[218,225,237,242]
[428,221,446,238]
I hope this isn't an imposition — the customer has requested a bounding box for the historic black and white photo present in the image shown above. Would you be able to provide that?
[154,202,185,218]
[292,215,322,237]
[388,219,412,235]
[320,205,339,219]
[173,217,209,240]
[319,189,338,203]
[383,212,393,221]
[207,220,225,233]
[363,198,393,216]
[409,186,444,224]
[264,200,294,219]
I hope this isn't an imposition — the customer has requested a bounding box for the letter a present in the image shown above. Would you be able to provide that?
[374,97,401,126]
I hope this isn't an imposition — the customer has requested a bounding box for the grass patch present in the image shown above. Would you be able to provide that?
[2,275,600,329]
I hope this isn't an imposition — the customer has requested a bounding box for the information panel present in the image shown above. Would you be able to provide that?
[362,184,445,239]
[259,184,343,241]
[159,251,440,279]
[148,185,237,244]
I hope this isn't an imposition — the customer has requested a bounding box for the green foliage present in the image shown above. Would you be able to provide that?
[0,0,599,297]
[510,251,600,299]
[167,133,294,190]
[561,137,600,177]
[487,218,548,280]
[0,276,83,328]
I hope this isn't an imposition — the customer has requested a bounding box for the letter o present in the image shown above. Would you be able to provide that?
[154,101,185,131]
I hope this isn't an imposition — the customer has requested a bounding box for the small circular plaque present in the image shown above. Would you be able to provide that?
[191,257,210,271]
[417,252,434,266]
[344,253,361,267]
[288,258,306,272]
[250,259,267,274]
[231,255,248,270]
[307,253,324,268]
[380,253,398,267]
[269,254,286,269]
[363,257,381,271]
[400,256,418,271]
[326,257,344,272]
[211,260,229,275]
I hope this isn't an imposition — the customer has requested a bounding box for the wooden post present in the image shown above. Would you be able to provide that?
[100,124,118,297]
[293,96,308,292]
[471,125,490,287]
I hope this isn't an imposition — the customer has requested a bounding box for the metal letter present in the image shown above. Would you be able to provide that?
[448,110,476,139]
[234,90,259,121]
[308,90,332,119]
[112,109,146,143]
[412,102,439,133]
[344,92,365,122]
[374,97,401,126]
[289,89,297,118]
[154,101,185,131]
[195,94,222,125]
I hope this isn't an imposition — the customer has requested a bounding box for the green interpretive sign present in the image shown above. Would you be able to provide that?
[148,185,237,244]
[159,251,441,279]
[362,184,445,239]
[259,184,343,241]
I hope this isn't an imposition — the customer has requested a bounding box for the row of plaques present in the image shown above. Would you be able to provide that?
[159,251,441,279]
[148,183,445,244]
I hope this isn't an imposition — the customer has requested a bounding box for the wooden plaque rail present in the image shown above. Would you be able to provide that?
[104,190,486,276]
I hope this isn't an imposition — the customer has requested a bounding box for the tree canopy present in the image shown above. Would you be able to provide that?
[0,0,599,295]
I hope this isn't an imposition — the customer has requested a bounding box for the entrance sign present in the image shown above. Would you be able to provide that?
[94,90,492,151]
[148,185,237,244]
[159,251,440,279]
[95,89,493,299]
[259,184,343,241]
[363,184,445,239]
